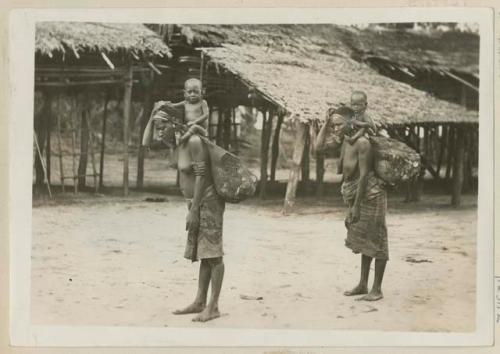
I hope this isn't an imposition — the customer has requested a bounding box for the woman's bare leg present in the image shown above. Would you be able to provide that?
[173,259,211,314]
[344,254,371,296]
[358,259,386,301]
[193,257,224,322]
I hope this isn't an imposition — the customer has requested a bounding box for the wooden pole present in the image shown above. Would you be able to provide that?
[445,126,455,180]
[232,108,239,154]
[270,114,284,182]
[316,153,325,198]
[223,108,232,150]
[77,93,89,189]
[137,84,153,189]
[283,121,307,214]
[259,110,273,199]
[45,94,52,186]
[301,124,311,191]
[34,91,49,188]
[99,91,109,188]
[84,111,99,192]
[70,95,78,193]
[122,62,133,196]
[55,94,65,192]
[436,124,446,178]
[33,132,52,198]
[216,108,224,146]
[451,126,465,206]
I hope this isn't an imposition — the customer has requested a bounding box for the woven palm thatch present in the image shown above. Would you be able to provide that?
[180,24,478,125]
[185,24,478,75]
[201,44,477,125]
[36,22,171,58]
[342,25,479,76]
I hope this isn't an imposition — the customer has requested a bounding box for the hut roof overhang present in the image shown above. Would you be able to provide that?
[200,43,478,126]
[36,22,171,60]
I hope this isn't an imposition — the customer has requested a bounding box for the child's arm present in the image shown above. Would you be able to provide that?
[188,100,209,126]
[346,127,366,145]
[169,100,186,108]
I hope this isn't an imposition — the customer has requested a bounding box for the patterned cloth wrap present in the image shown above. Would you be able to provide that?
[184,185,225,262]
[341,172,389,260]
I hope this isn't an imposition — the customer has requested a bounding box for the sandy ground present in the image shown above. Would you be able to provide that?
[31,192,477,332]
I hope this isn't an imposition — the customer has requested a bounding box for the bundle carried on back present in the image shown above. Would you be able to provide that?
[151,102,257,203]
[201,138,258,203]
[368,136,421,185]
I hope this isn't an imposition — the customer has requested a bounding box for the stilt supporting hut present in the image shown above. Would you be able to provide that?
[34,22,170,195]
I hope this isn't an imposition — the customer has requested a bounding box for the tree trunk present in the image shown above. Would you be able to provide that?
[283,121,307,214]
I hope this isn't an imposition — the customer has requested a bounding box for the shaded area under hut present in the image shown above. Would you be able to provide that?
[34,22,170,196]
[166,24,478,211]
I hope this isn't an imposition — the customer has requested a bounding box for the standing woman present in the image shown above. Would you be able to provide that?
[142,104,225,322]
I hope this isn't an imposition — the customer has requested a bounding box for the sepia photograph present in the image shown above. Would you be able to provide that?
[7,7,494,347]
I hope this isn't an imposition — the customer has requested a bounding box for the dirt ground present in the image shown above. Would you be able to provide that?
[31,190,477,332]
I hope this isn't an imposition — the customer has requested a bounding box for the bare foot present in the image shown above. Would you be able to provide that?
[343,284,368,296]
[192,307,221,322]
[172,303,205,315]
[356,290,383,301]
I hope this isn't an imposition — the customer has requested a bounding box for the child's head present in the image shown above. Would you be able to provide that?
[350,91,368,115]
[184,78,203,104]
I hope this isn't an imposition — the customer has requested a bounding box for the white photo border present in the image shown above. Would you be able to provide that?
[8,7,495,347]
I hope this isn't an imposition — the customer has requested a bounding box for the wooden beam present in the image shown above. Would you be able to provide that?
[122,63,133,196]
[45,93,52,186]
[315,153,325,198]
[283,121,307,214]
[442,70,479,93]
[99,92,109,188]
[270,114,284,182]
[137,85,153,189]
[259,110,273,199]
[301,125,311,190]
[77,95,89,189]
[55,93,65,193]
[451,126,465,207]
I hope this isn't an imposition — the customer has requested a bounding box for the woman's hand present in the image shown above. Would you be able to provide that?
[349,205,361,224]
[186,207,200,232]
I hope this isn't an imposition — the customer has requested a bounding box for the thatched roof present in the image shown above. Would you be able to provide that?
[182,24,477,125]
[36,22,171,58]
[342,25,479,76]
[183,24,478,76]
[201,44,477,125]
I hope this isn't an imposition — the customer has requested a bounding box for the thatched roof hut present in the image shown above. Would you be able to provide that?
[36,22,170,61]
[34,22,171,196]
[343,25,479,76]
[171,24,478,209]
[181,24,477,126]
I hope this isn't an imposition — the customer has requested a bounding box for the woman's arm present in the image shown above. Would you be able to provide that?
[314,112,332,153]
[185,135,207,231]
[351,138,372,223]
